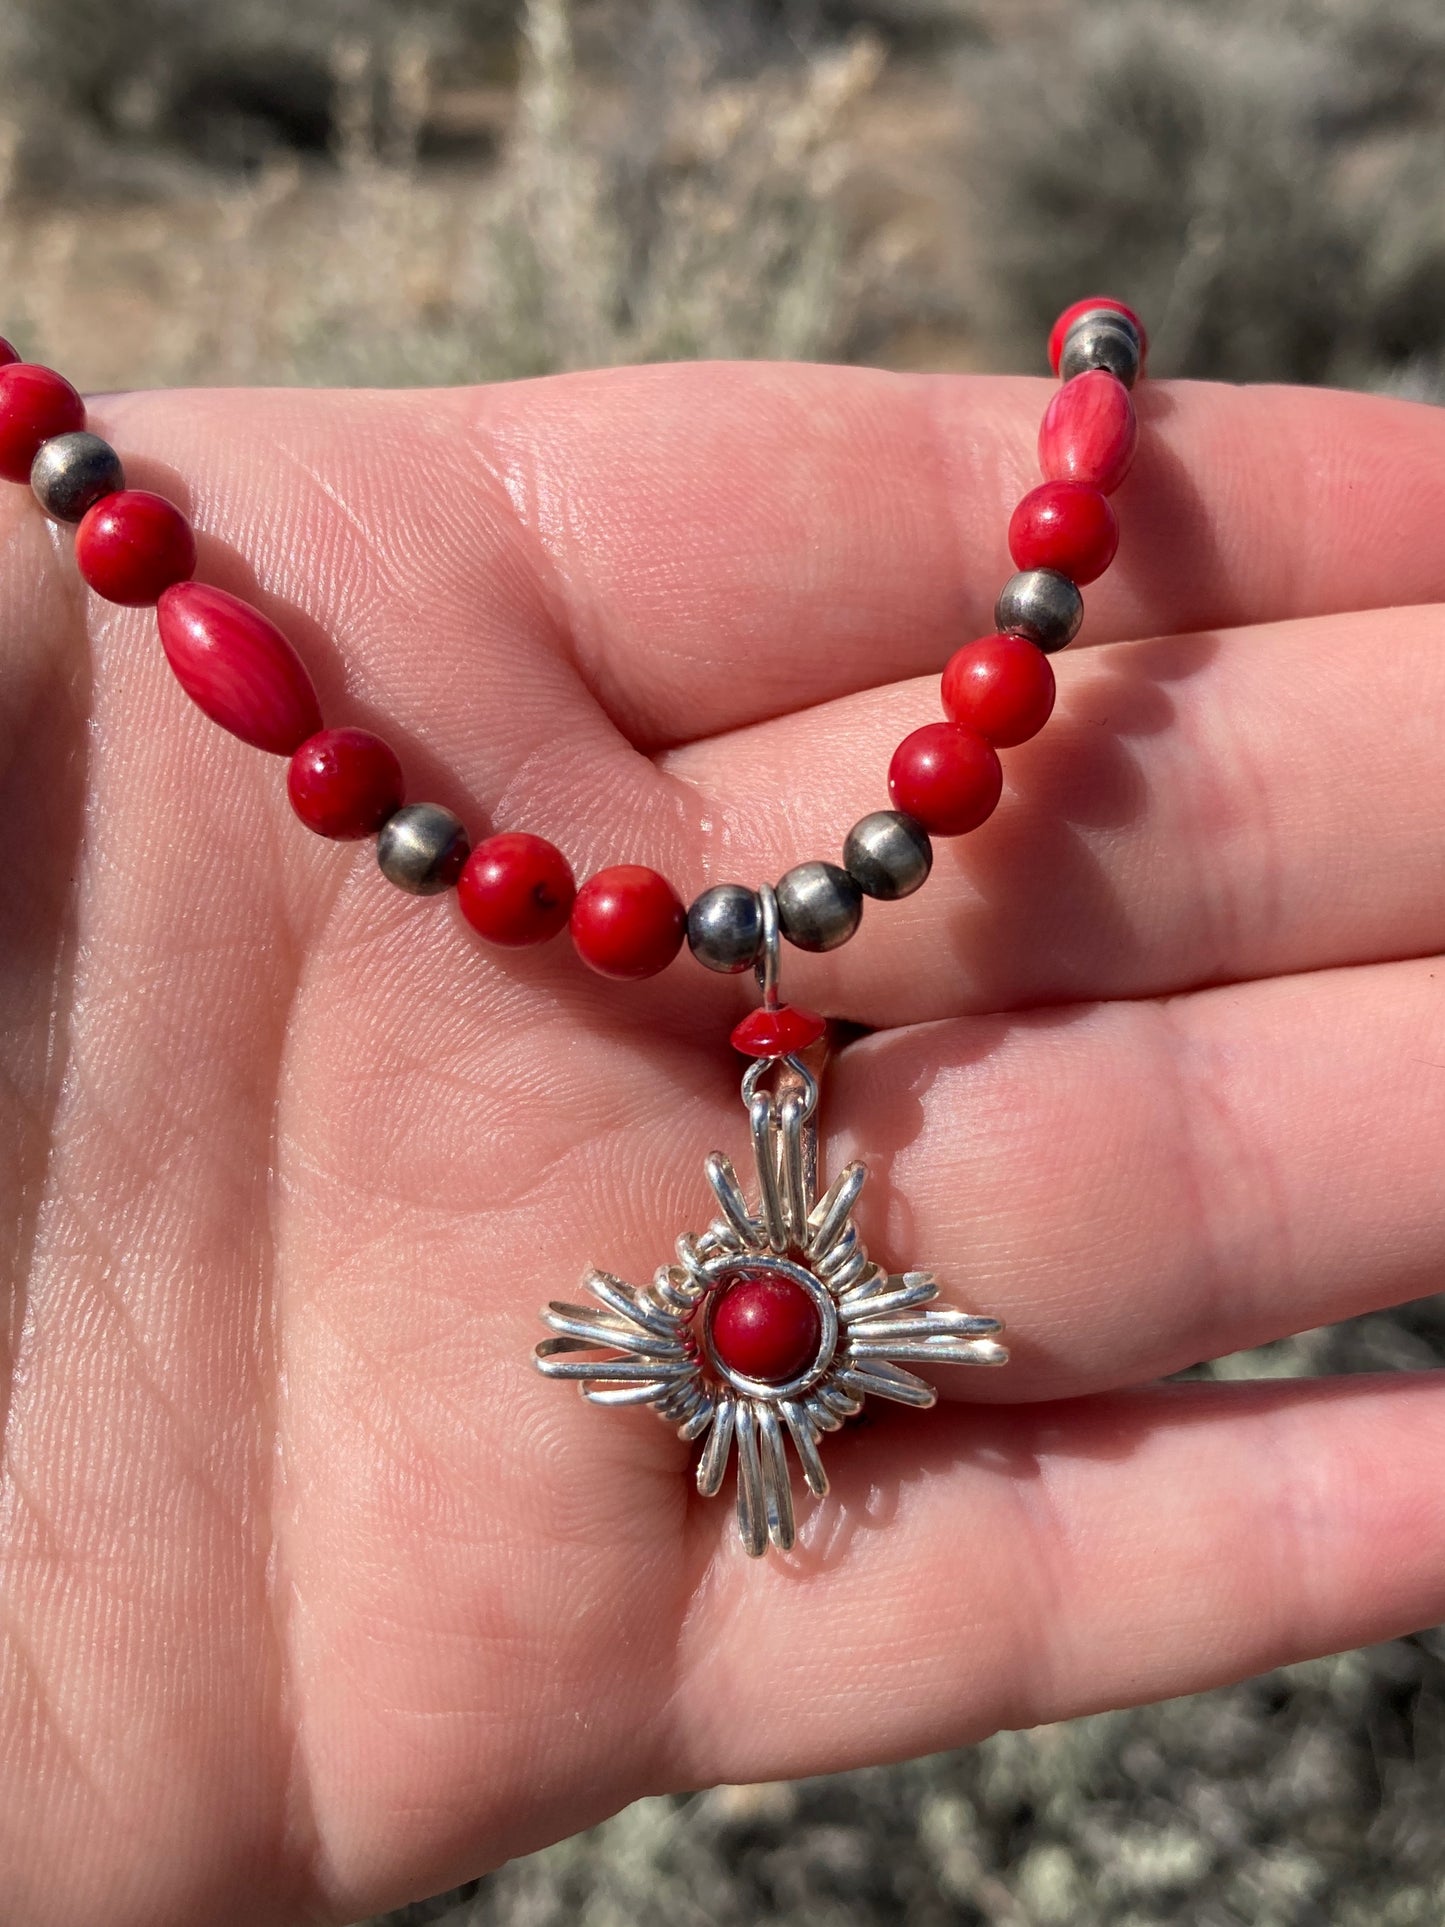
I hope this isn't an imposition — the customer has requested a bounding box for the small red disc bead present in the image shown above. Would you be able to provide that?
[888,721,1002,837]
[1008,480,1118,585]
[76,489,197,605]
[288,728,404,839]
[1038,368,1138,495]
[710,1270,821,1384]
[731,1003,826,1058]
[157,582,323,755]
[1047,296,1148,376]
[0,363,85,483]
[570,864,685,979]
[459,832,576,947]
[941,633,1056,747]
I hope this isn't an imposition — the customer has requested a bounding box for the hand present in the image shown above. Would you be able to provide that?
[3,364,1444,1926]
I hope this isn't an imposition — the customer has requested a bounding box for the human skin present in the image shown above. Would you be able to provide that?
[2,363,1445,1925]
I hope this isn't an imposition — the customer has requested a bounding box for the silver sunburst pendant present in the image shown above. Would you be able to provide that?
[535,895,1010,1555]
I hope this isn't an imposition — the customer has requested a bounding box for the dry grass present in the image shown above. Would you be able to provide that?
[0,0,890,389]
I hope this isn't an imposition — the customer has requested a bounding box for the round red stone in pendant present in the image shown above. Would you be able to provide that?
[709,1268,823,1384]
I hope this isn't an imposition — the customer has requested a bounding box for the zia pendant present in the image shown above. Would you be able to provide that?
[535,1046,1009,1555]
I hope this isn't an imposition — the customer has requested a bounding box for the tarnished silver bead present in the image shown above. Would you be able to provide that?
[30,431,125,522]
[995,569,1084,654]
[843,811,933,901]
[376,803,470,895]
[1060,312,1141,388]
[687,882,762,974]
[776,860,862,952]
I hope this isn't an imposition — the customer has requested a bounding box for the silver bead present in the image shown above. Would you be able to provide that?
[775,860,862,952]
[1060,312,1140,388]
[843,811,932,901]
[30,431,125,522]
[687,883,762,974]
[376,803,470,895]
[995,569,1083,654]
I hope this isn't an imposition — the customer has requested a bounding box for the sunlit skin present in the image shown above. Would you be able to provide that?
[3,365,1445,1926]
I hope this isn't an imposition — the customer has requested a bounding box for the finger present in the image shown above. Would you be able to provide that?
[86,372,1445,756]
[472,366,1445,743]
[669,1375,1445,1789]
[664,604,1445,1026]
[824,955,1445,1402]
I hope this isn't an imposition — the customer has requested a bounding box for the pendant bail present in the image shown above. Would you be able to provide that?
[755,881,781,1011]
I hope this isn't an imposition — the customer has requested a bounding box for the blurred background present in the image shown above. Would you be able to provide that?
[6,0,1442,1917]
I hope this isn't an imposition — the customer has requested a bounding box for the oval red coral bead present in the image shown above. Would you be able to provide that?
[730,1004,826,1058]
[1038,369,1138,496]
[156,582,323,755]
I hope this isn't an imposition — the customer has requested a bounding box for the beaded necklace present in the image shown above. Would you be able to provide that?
[1,294,1146,1555]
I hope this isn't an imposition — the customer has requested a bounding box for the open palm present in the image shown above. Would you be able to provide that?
[4,363,1445,1926]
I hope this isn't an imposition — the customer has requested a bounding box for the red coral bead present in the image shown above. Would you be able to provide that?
[888,721,1002,837]
[458,832,576,946]
[156,582,323,755]
[941,633,1056,747]
[0,363,85,483]
[288,728,404,839]
[76,489,197,605]
[1008,481,1118,586]
[1038,368,1138,495]
[710,1269,821,1384]
[1047,296,1148,376]
[731,1003,826,1058]
[570,864,685,979]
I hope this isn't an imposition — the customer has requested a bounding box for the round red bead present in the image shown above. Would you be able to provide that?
[941,633,1056,747]
[288,728,404,839]
[459,832,576,946]
[156,582,323,755]
[1038,368,1138,496]
[888,721,1002,837]
[731,1003,826,1059]
[76,489,196,605]
[710,1269,821,1384]
[1047,296,1148,376]
[570,864,685,979]
[0,340,20,369]
[1008,481,1118,586]
[0,363,85,483]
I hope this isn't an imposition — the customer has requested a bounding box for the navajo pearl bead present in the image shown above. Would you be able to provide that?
[775,861,862,953]
[842,810,932,901]
[288,728,404,839]
[1047,296,1147,376]
[888,721,1002,837]
[941,633,1056,747]
[31,431,125,522]
[1008,481,1118,586]
[571,865,685,979]
[458,832,576,946]
[156,582,323,755]
[77,490,197,605]
[1038,369,1138,495]
[0,363,86,483]
[1061,314,1141,389]
[995,569,1083,654]
[376,803,470,896]
[687,882,762,974]
[710,1270,821,1384]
